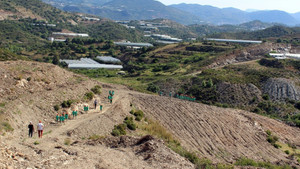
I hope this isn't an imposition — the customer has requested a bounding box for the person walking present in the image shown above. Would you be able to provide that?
[94,99,98,109]
[37,120,44,138]
[28,121,34,138]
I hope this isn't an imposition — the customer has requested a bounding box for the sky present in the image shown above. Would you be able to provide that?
[158,0,300,13]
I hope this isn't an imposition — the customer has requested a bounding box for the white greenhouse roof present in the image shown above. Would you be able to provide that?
[96,56,121,63]
[60,58,123,69]
[114,42,153,47]
[205,38,262,44]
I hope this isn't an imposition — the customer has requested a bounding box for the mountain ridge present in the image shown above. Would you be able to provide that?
[171,3,300,25]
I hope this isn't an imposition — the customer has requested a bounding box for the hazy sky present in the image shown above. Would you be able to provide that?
[158,0,300,13]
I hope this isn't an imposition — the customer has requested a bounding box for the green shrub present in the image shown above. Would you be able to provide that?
[266,130,272,136]
[33,141,39,145]
[134,110,144,118]
[262,94,270,100]
[284,150,290,155]
[147,83,160,93]
[61,100,74,108]
[84,92,94,101]
[91,85,101,95]
[53,105,60,111]
[135,116,142,121]
[273,143,281,149]
[111,124,126,136]
[124,116,136,130]
[26,77,32,81]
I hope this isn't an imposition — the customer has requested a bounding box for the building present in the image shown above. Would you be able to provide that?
[82,16,100,21]
[204,38,262,44]
[96,56,121,63]
[52,32,89,37]
[270,53,300,60]
[114,42,153,49]
[48,37,66,42]
[60,58,123,69]
[150,34,182,44]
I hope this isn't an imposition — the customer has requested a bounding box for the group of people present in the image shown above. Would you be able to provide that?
[159,91,196,102]
[56,109,78,124]
[28,120,44,138]
[28,90,115,138]
[108,90,114,104]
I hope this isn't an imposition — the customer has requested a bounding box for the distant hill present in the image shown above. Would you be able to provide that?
[169,4,248,25]
[292,12,300,22]
[208,25,300,40]
[248,10,299,26]
[43,0,203,25]
[171,3,300,26]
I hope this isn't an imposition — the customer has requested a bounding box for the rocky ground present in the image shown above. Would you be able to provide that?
[0,61,300,168]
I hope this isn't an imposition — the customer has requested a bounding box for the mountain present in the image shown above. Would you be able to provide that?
[171,3,299,26]
[43,0,203,25]
[292,12,300,22]
[248,10,299,26]
[169,4,248,25]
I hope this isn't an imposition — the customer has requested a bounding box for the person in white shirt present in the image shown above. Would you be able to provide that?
[37,120,44,138]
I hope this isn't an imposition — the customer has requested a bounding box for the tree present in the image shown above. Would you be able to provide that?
[52,54,60,65]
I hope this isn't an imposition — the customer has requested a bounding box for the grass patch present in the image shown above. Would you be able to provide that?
[64,138,71,145]
[43,130,52,135]
[0,102,5,108]
[138,118,232,169]
[235,157,292,169]
[88,134,103,140]
[91,85,102,95]
[0,121,14,132]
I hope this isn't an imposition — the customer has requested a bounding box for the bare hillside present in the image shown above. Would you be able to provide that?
[0,61,194,169]
[131,94,300,165]
[0,61,299,168]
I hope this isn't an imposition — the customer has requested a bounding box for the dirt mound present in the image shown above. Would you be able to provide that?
[263,78,300,101]
[131,93,300,165]
[216,82,262,106]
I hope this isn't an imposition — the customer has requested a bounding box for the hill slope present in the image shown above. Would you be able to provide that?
[0,0,76,23]
[0,61,299,168]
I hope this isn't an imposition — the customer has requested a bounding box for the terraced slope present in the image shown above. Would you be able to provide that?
[132,93,300,164]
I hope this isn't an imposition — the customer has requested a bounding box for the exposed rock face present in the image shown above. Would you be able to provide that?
[263,78,300,101]
[216,82,262,106]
